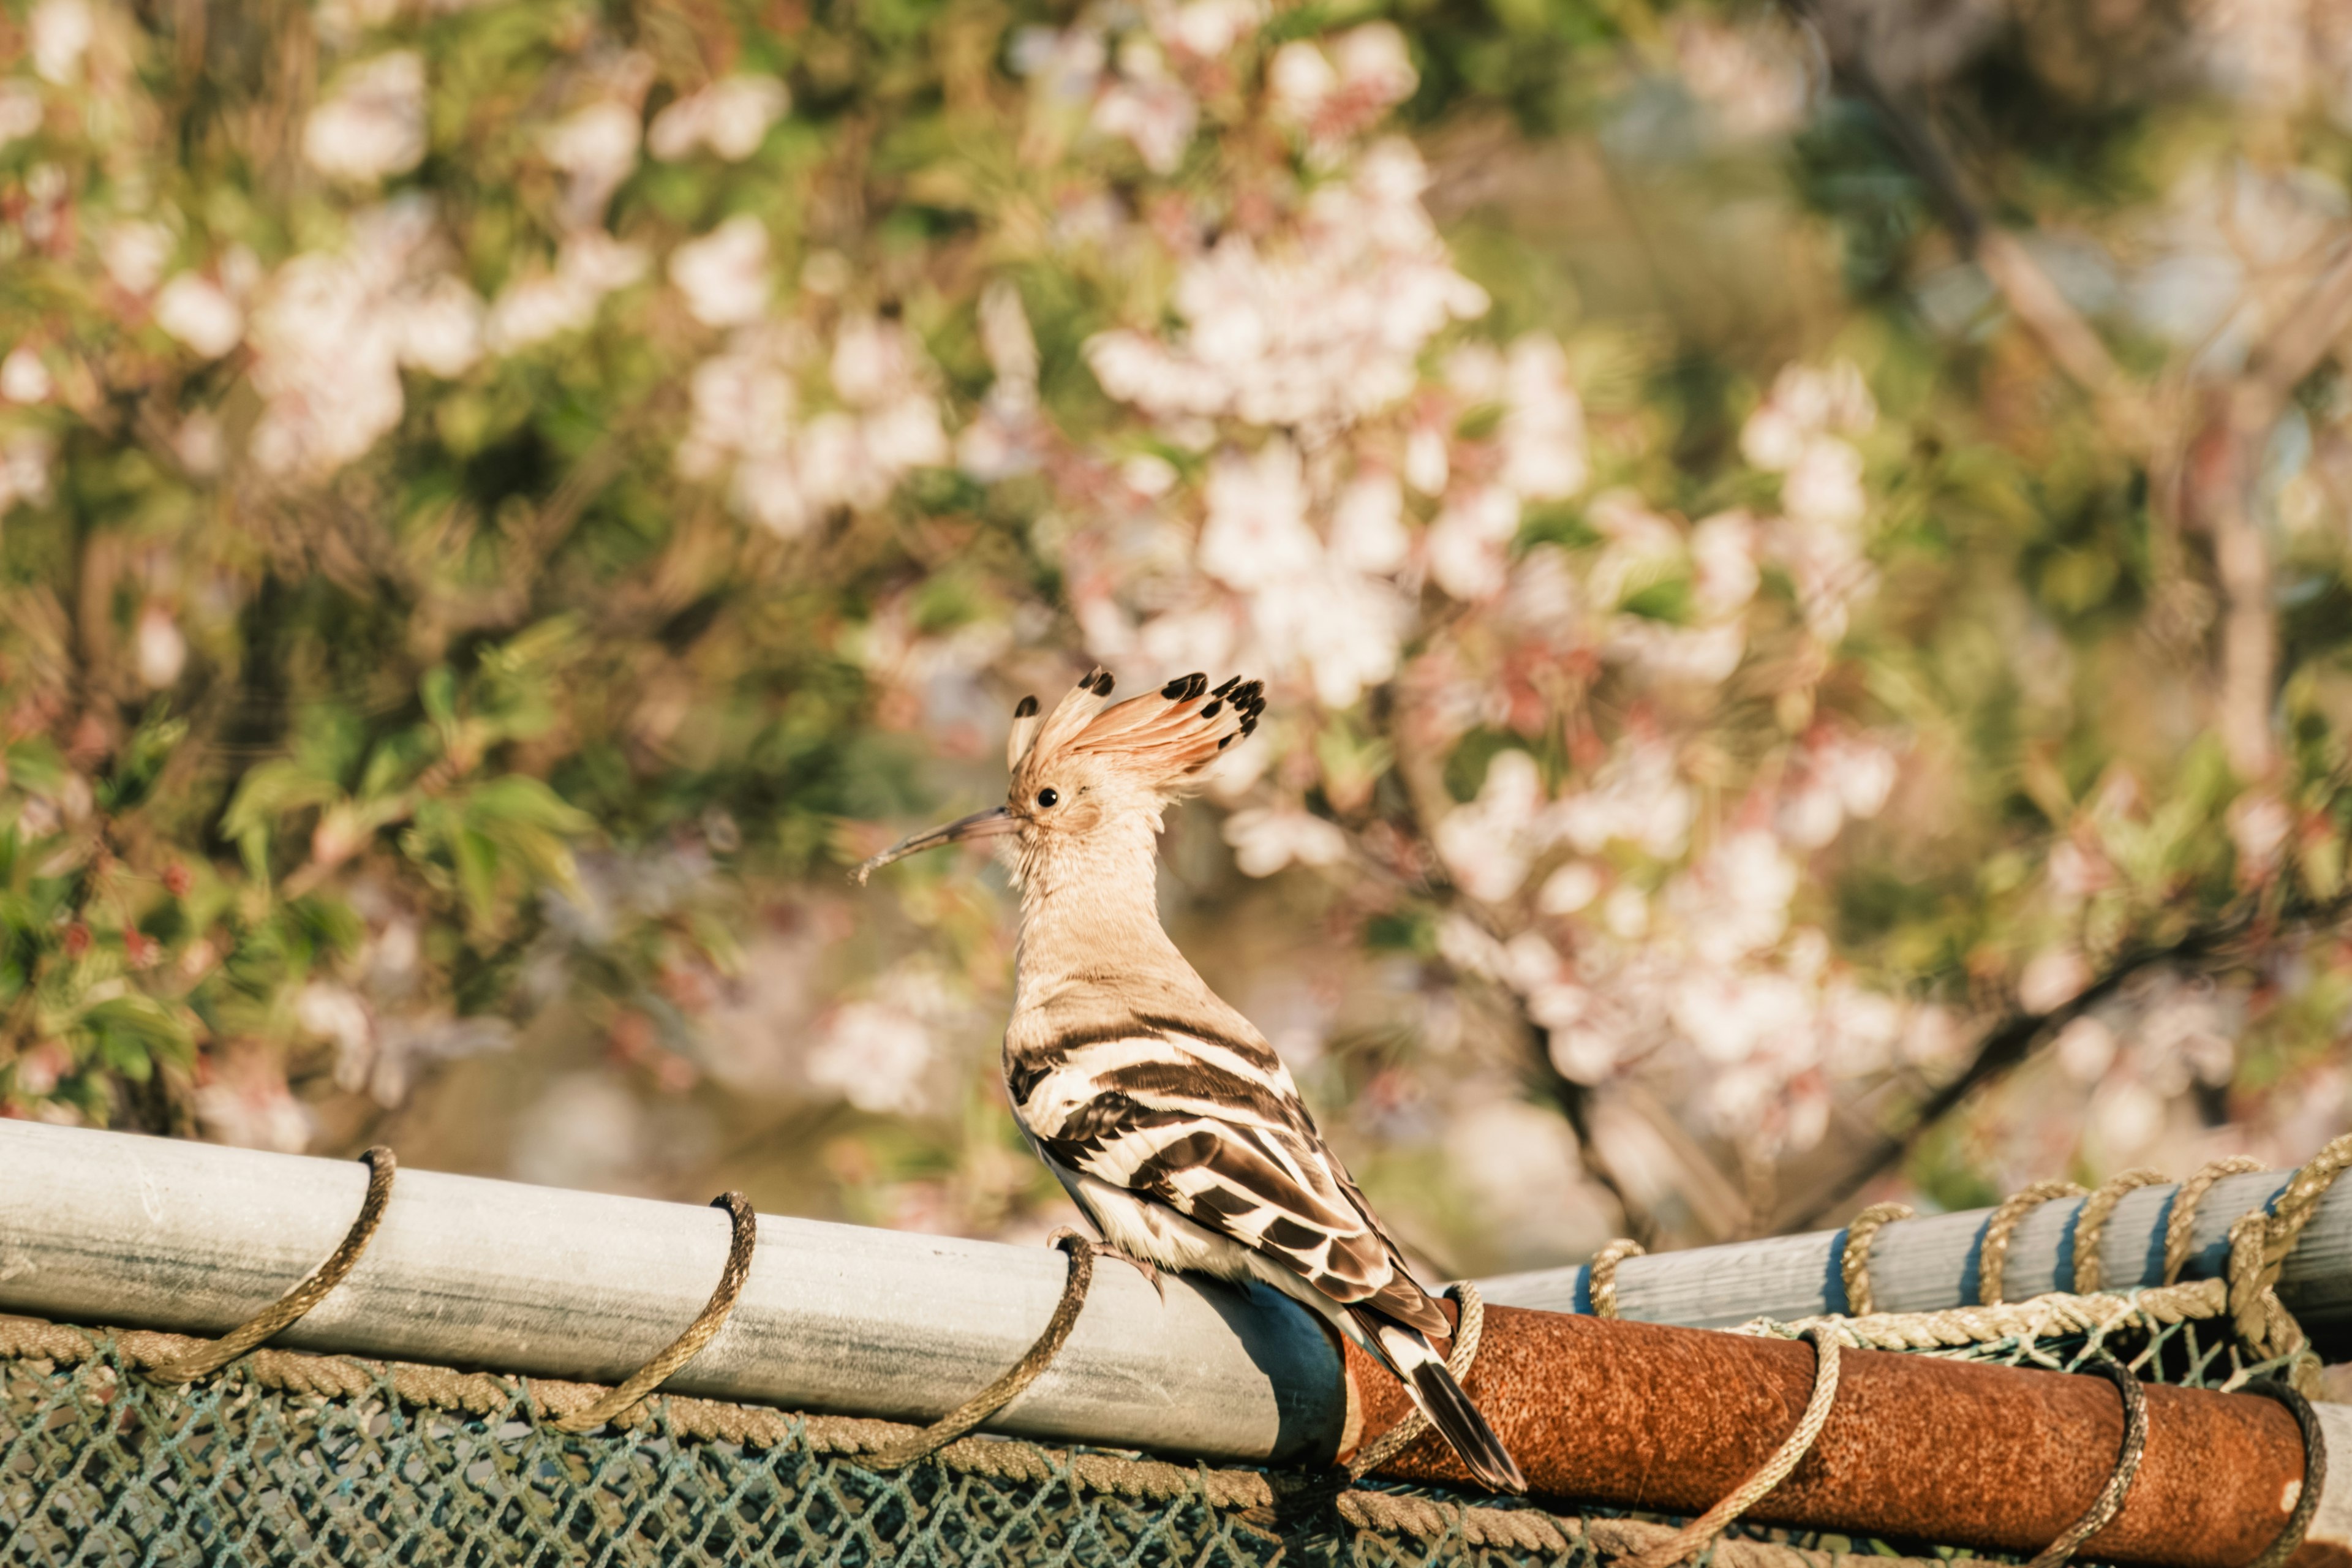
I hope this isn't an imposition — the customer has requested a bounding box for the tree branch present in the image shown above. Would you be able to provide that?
[1789,0,2150,450]
[1773,902,2340,1231]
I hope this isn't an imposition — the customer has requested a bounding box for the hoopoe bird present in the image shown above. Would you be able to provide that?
[856,668,1528,1494]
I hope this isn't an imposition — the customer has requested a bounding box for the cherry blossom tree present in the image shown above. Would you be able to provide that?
[4,0,2352,1270]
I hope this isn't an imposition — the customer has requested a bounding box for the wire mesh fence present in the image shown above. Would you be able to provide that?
[0,1303,2270,1568]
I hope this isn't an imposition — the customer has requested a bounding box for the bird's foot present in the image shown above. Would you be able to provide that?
[1046,1226,1167,1301]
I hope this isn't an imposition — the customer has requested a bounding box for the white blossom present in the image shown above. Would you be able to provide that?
[669,214,772,328]
[1199,440,1321,591]
[1093,58,1197,174]
[1675,16,1811,139]
[1157,0,1265,58]
[154,274,245,358]
[134,603,187,688]
[649,75,791,161]
[102,222,173,295]
[304,51,429,183]
[486,232,646,352]
[1537,861,1602,916]
[1224,807,1349,876]
[1427,485,1520,600]
[0,431,56,512]
[0,82,42,147]
[248,199,486,478]
[1499,336,1588,501]
[1085,141,1487,431]
[195,1064,317,1153]
[1330,471,1410,573]
[2019,949,2092,1013]
[1436,748,1546,902]
[541,100,641,227]
[29,0,92,85]
[0,347,52,404]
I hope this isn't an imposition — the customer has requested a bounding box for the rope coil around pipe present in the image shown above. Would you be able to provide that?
[2022,1356,2148,1568]
[2240,1378,2328,1568]
[2162,1156,2263,1285]
[1588,1239,1645,1320]
[551,1191,758,1433]
[1839,1202,1913,1317]
[1978,1180,2087,1306]
[1627,1325,1844,1568]
[146,1145,396,1385]
[1349,1281,1487,1479]
[861,1228,1104,1471]
[2070,1169,2166,1294]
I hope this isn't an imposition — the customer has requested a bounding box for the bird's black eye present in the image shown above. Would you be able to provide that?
[1036,788,1060,809]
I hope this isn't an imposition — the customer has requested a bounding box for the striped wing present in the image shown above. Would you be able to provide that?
[1010,1016,1446,1335]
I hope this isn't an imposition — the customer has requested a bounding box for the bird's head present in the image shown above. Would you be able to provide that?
[853,668,1264,884]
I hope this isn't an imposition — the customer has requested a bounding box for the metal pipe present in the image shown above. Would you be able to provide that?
[1341,1307,2352,1568]
[0,1121,1344,1463]
[1477,1167,2352,1335]
[3,1121,2348,1567]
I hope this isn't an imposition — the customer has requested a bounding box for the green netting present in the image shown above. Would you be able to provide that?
[0,1303,2284,1568]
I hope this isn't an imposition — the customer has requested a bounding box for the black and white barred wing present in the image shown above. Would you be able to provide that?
[1012,1019,1448,1338]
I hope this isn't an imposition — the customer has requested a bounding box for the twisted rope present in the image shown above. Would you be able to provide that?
[1629,1327,1843,1568]
[146,1145,396,1385]
[552,1192,757,1433]
[2162,1155,2263,1284]
[2241,1378,2328,1568]
[1589,1238,1645,1320]
[2021,1357,2147,1568]
[1350,1281,1487,1479]
[1839,1202,1913,1316]
[2071,1169,2165,1294]
[861,1229,1101,1471]
[1741,1278,2228,1353]
[2225,1132,2352,1367]
[1978,1179,2085,1306]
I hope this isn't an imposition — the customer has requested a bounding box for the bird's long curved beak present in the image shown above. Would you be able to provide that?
[852,805,1019,884]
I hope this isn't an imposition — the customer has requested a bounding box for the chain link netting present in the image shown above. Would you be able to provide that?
[0,1302,2268,1568]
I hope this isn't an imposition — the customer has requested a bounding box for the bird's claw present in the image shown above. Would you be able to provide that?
[1047,1226,1167,1302]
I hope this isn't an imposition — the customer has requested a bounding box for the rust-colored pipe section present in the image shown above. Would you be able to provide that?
[1341,1304,2324,1568]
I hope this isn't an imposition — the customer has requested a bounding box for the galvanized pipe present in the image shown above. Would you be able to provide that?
[2,1121,2348,1567]
[1479,1168,2352,1336]
[0,1121,1344,1463]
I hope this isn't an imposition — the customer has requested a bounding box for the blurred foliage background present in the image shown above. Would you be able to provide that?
[6,0,2352,1279]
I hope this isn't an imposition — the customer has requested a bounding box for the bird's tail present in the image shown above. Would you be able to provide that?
[1348,1306,1528,1495]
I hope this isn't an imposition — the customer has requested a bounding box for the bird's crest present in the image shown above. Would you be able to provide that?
[1009,668,1264,799]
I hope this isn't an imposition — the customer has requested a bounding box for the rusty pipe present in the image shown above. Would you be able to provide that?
[1341,1304,2328,1568]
